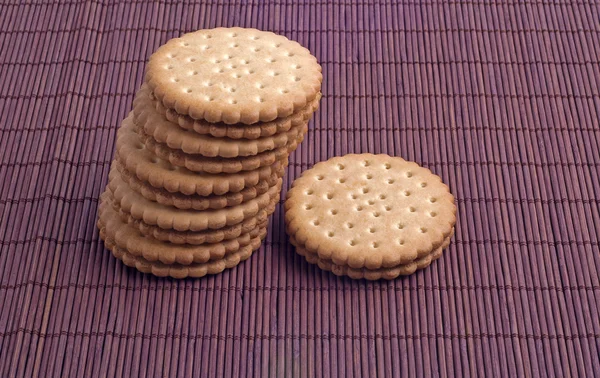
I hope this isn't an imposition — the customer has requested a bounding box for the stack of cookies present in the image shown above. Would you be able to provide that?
[285,154,456,280]
[97,27,322,278]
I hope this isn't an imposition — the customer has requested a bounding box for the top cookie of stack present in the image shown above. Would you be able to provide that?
[146,27,322,129]
[140,26,322,171]
[98,28,322,278]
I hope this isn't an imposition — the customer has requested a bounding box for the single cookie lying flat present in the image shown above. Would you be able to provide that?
[115,159,282,210]
[145,27,322,124]
[285,154,456,272]
[116,113,285,195]
[109,172,281,231]
[133,85,308,158]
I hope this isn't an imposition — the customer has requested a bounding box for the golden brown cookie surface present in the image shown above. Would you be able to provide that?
[145,27,322,124]
[285,154,456,270]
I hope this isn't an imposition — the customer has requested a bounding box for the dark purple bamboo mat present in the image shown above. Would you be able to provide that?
[1,0,599,377]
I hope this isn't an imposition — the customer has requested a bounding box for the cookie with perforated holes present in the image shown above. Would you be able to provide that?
[145,27,322,124]
[285,154,456,279]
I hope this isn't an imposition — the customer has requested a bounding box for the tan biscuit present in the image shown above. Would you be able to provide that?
[114,159,282,210]
[99,208,267,278]
[107,233,264,279]
[285,154,456,269]
[139,123,305,173]
[145,27,322,124]
[109,171,281,232]
[116,113,286,195]
[128,212,269,245]
[152,89,321,139]
[134,89,307,158]
[289,230,452,280]
[98,196,266,266]
[115,191,278,245]
[301,242,444,280]
[141,135,290,173]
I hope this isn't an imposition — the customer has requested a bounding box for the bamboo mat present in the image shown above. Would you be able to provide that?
[1,0,599,377]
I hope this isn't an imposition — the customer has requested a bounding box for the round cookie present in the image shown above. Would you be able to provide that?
[152,89,321,139]
[145,27,322,124]
[114,159,283,210]
[109,172,281,232]
[98,196,265,265]
[285,154,456,270]
[115,191,278,245]
[133,85,308,158]
[107,234,264,279]
[302,243,444,280]
[139,122,305,173]
[125,211,269,245]
[116,113,286,195]
[289,230,453,280]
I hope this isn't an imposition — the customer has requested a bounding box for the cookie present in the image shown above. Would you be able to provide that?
[109,171,281,232]
[114,159,283,210]
[133,87,308,158]
[115,191,277,245]
[145,27,322,124]
[123,209,269,245]
[152,89,321,139]
[140,123,305,173]
[285,154,456,270]
[108,232,265,279]
[116,113,286,195]
[98,196,266,266]
[290,230,453,280]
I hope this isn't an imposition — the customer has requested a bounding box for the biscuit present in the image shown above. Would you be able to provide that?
[289,230,453,280]
[98,196,266,266]
[145,27,322,124]
[109,171,281,232]
[114,159,282,210]
[133,86,309,158]
[152,89,320,139]
[124,210,269,245]
[116,113,286,195]
[285,154,456,270]
[115,192,277,245]
[140,123,305,173]
[108,232,265,279]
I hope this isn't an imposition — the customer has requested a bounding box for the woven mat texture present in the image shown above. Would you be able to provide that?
[1,1,599,377]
